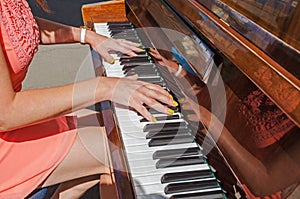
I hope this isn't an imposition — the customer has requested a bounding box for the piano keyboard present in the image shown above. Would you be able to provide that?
[94,22,226,199]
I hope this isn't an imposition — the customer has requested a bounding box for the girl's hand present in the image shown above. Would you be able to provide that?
[100,77,176,122]
[86,31,143,63]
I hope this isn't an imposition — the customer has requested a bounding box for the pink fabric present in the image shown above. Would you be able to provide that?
[0,0,39,91]
[239,89,295,148]
[0,0,77,198]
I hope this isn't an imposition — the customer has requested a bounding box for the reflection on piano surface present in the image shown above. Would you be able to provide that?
[82,0,300,198]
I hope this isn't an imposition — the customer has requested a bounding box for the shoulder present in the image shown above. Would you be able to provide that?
[0,0,40,70]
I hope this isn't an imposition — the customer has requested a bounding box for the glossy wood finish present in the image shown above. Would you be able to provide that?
[91,50,136,199]
[196,0,300,80]
[124,1,299,198]
[126,1,249,198]
[84,0,299,198]
[216,0,300,51]
[81,0,127,28]
[164,0,300,127]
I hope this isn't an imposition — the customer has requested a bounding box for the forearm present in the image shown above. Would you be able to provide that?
[35,17,82,44]
[1,77,114,131]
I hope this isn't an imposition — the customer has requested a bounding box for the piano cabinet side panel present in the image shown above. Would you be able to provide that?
[91,49,135,199]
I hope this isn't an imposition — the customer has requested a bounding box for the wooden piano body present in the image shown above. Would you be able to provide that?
[82,0,300,198]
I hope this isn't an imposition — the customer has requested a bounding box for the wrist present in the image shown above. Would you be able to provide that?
[96,77,118,102]
[79,26,93,44]
[175,64,183,77]
[80,26,87,44]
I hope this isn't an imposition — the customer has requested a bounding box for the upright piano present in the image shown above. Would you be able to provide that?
[82,0,300,198]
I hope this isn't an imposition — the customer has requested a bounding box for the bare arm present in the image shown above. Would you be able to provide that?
[0,43,109,131]
[0,49,174,132]
[35,17,142,62]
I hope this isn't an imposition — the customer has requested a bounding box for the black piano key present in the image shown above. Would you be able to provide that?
[107,21,132,26]
[146,106,180,115]
[156,156,204,169]
[161,170,213,183]
[124,67,156,72]
[143,122,187,132]
[164,179,220,194]
[120,54,149,59]
[125,70,158,76]
[112,33,139,39]
[133,51,148,56]
[109,29,135,33]
[113,36,140,43]
[148,135,194,147]
[146,128,191,139]
[171,190,225,199]
[120,53,149,59]
[124,67,157,74]
[123,62,154,67]
[137,77,165,86]
[166,104,180,112]
[141,108,163,115]
[120,56,151,63]
[125,71,158,77]
[140,114,180,123]
[122,63,154,71]
[124,69,156,76]
[108,24,133,28]
[147,126,190,135]
[109,28,134,33]
[110,30,136,35]
[152,147,200,160]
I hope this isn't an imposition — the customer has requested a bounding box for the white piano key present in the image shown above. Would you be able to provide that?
[134,182,221,196]
[124,142,198,153]
[133,174,215,186]
[122,135,150,146]
[127,155,205,169]
[129,163,210,177]
[126,151,156,161]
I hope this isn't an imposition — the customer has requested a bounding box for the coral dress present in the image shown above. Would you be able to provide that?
[0,0,77,198]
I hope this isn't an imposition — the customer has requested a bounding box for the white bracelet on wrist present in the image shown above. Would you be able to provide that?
[80,26,87,44]
[175,64,183,77]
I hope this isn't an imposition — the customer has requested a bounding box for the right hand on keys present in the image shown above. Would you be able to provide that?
[98,77,177,122]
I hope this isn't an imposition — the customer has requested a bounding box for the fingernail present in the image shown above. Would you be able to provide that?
[187,114,195,118]
[109,58,115,64]
[133,74,139,77]
[168,108,174,115]
[182,104,187,108]
[152,116,157,122]
[173,100,179,107]
[169,94,173,99]
[178,98,185,103]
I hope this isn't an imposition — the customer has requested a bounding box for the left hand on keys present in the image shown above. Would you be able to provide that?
[86,32,143,63]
